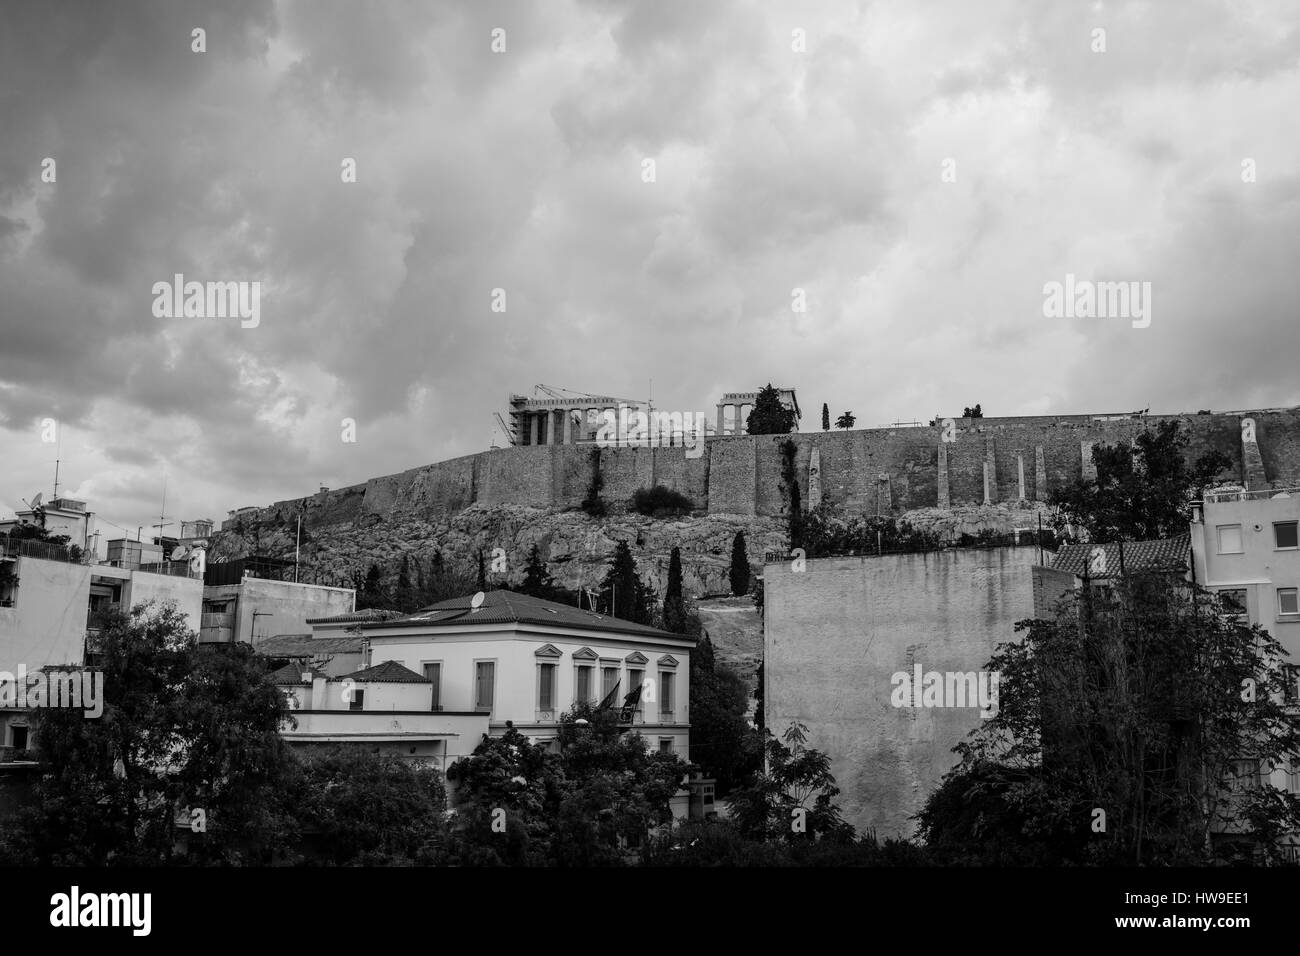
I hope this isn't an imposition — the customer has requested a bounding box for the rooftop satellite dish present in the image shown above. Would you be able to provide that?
[470,591,485,611]
[28,493,42,509]
[170,545,189,561]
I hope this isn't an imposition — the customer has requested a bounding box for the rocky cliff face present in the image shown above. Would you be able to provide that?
[210,503,789,601]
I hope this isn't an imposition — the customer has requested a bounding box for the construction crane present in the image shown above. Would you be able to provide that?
[492,412,515,447]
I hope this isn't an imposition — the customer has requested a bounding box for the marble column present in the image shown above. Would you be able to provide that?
[716,405,724,436]
[1015,450,1026,501]
[1034,445,1047,500]
[562,409,572,445]
[529,412,539,446]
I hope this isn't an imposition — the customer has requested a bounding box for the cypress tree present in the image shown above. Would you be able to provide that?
[600,540,653,624]
[521,543,554,599]
[729,531,751,596]
[663,547,686,633]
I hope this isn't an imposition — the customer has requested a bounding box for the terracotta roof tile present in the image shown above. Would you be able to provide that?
[1050,533,1190,579]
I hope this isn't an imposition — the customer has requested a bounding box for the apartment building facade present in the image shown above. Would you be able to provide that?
[0,545,202,758]
[1190,486,1300,827]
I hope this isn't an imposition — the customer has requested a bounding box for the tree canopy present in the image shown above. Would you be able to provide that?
[921,575,1300,864]
[1050,420,1231,542]
[746,384,797,435]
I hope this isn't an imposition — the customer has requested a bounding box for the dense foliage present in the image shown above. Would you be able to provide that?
[1050,420,1231,543]
[630,485,694,516]
[921,576,1300,864]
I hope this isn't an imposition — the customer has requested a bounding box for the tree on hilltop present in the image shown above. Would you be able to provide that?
[747,384,797,435]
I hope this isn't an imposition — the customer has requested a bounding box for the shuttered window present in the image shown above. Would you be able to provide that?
[538,663,556,712]
[474,662,495,711]
[424,663,441,711]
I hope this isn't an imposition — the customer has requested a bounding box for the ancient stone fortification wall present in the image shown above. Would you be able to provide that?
[765,546,1039,839]
[241,409,1300,530]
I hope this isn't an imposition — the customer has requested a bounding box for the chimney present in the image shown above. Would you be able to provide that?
[311,675,329,710]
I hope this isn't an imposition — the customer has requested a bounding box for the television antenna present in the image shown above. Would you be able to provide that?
[151,474,173,542]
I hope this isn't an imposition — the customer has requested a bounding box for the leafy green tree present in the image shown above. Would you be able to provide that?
[476,549,487,590]
[1050,420,1231,543]
[962,404,983,419]
[835,411,855,429]
[915,761,1064,865]
[753,660,765,732]
[729,531,750,596]
[800,502,942,559]
[746,383,797,435]
[729,722,854,842]
[444,728,560,865]
[931,575,1300,864]
[821,403,830,431]
[549,703,693,865]
[290,747,449,865]
[446,706,692,866]
[689,636,756,792]
[3,602,295,865]
[630,485,693,516]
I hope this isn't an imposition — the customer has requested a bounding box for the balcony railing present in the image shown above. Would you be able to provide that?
[137,561,202,578]
[0,538,78,564]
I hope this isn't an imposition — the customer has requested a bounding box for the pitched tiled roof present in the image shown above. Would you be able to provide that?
[256,634,365,657]
[270,663,321,685]
[305,608,404,625]
[1051,533,1190,579]
[360,589,687,641]
[335,660,429,683]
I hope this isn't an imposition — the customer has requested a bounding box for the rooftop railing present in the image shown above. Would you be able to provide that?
[1203,487,1300,503]
[0,537,78,564]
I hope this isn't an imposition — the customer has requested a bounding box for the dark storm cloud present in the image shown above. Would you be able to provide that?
[0,0,1296,533]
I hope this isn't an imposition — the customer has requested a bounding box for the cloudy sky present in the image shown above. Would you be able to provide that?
[1,0,1297,541]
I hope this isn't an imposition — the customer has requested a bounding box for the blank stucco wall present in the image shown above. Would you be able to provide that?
[0,557,91,672]
[764,546,1036,839]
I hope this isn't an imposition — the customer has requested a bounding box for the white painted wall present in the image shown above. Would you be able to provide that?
[366,627,691,757]
[0,556,91,672]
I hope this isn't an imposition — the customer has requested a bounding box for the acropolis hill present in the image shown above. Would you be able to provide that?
[209,406,1300,606]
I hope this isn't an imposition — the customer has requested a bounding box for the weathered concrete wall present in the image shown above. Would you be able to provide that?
[764,546,1038,839]
[227,579,355,645]
[124,571,203,632]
